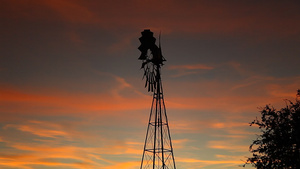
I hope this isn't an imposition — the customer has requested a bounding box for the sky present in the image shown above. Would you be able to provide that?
[1,0,300,169]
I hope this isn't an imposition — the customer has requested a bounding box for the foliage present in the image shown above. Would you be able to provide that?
[244,99,300,169]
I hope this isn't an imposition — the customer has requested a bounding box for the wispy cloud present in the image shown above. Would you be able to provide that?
[168,64,214,70]
[168,64,214,77]
[0,72,150,115]
[4,121,69,139]
[42,0,99,24]
[177,157,242,164]
[102,161,140,169]
[207,140,249,152]
[0,120,143,169]
[4,0,299,36]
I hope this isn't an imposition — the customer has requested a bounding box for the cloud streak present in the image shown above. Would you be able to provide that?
[2,0,300,36]
[168,64,214,70]
[0,119,143,169]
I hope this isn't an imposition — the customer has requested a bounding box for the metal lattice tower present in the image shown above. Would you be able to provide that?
[138,29,176,169]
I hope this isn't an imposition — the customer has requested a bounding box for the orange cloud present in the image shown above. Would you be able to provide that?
[0,119,145,169]
[41,0,99,24]
[4,121,69,138]
[0,144,107,169]
[2,0,300,36]
[1,73,298,123]
[103,161,140,169]
[0,84,149,115]
[207,140,249,152]
[0,143,141,168]
[167,96,268,112]
[177,157,242,164]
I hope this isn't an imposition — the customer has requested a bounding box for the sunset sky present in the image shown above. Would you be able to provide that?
[1,1,300,169]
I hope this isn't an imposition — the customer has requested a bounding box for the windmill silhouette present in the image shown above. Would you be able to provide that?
[138,29,176,169]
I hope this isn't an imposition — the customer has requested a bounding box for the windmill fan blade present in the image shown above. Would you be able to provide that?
[143,67,149,80]
[148,80,151,92]
[151,73,155,85]
[145,74,148,88]
[149,74,152,84]
[149,81,152,92]
[150,74,154,92]
[151,83,154,92]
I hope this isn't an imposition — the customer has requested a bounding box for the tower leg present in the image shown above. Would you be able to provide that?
[140,67,176,169]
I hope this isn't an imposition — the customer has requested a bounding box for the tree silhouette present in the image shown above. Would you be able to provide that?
[244,93,300,169]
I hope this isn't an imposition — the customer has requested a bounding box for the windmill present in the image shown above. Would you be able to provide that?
[138,29,176,169]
